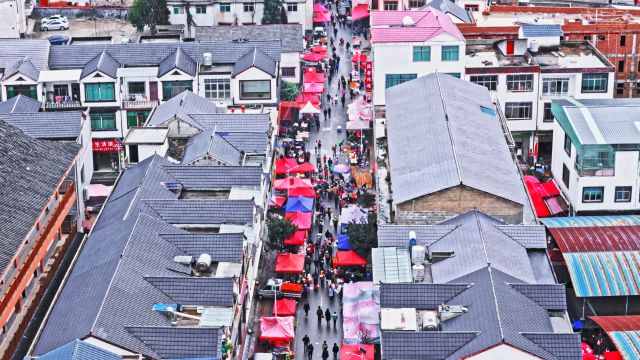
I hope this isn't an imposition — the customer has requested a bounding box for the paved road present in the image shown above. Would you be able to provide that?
[293,5,357,359]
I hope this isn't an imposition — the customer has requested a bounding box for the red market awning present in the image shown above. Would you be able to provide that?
[351,5,370,20]
[351,52,367,64]
[273,298,297,316]
[296,93,320,105]
[284,230,307,245]
[278,101,298,122]
[260,316,295,343]
[301,52,326,62]
[304,71,325,83]
[311,45,328,54]
[285,211,312,230]
[275,253,306,273]
[340,344,374,360]
[275,158,316,174]
[303,82,324,94]
[268,195,287,207]
[274,177,316,197]
[335,250,367,267]
[314,12,331,22]
[313,3,328,13]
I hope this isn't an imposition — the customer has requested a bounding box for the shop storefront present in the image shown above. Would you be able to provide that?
[92,139,123,172]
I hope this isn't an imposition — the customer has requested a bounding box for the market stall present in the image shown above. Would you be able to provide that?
[284,211,313,230]
[274,158,316,175]
[273,298,298,317]
[284,230,307,246]
[303,82,324,95]
[275,253,306,273]
[340,344,374,360]
[274,177,316,197]
[301,52,326,62]
[259,316,295,358]
[285,197,314,213]
[338,234,351,251]
[311,45,328,55]
[342,282,380,343]
[268,195,287,208]
[335,250,367,267]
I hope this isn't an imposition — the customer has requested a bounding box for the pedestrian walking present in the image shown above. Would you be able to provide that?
[303,301,311,318]
[331,145,336,157]
[333,216,338,231]
[341,95,345,107]
[322,349,330,360]
[325,308,331,326]
[322,341,329,353]
[323,108,328,120]
[332,343,339,360]
[328,107,332,118]
[317,306,324,325]
[307,343,314,360]
[303,334,310,352]
[318,139,322,151]
[333,27,338,37]
[332,311,338,327]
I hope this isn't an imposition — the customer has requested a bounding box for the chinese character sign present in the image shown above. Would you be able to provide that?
[92,139,123,152]
[364,61,373,93]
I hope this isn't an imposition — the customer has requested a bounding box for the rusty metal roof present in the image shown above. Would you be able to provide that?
[548,226,640,253]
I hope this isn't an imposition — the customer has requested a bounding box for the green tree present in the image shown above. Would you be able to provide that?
[262,0,285,24]
[280,81,299,102]
[358,192,376,209]
[346,214,377,259]
[267,217,298,249]
[127,0,170,34]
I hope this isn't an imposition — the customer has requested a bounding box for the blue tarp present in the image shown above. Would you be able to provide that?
[338,234,351,250]
[285,196,314,212]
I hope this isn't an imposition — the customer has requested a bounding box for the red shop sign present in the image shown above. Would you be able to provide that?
[92,139,123,152]
[364,61,373,92]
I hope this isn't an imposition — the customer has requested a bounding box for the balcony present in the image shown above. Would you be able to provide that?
[42,101,84,110]
[122,99,159,109]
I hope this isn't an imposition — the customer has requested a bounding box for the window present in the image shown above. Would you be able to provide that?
[562,164,570,188]
[243,3,254,12]
[582,73,608,93]
[464,4,479,11]
[409,0,425,7]
[84,83,115,102]
[441,45,459,61]
[127,111,150,128]
[383,1,397,10]
[412,46,431,62]
[173,6,184,14]
[53,84,69,97]
[286,3,297,11]
[90,112,116,131]
[582,187,604,203]
[615,186,632,202]
[621,35,627,46]
[203,78,231,100]
[127,82,146,96]
[470,75,498,91]
[220,3,231,12]
[281,67,296,77]
[507,74,533,92]
[543,103,553,122]
[504,102,532,120]
[619,60,626,72]
[617,83,625,95]
[6,85,37,99]
[162,81,192,100]
[446,73,461,79]
[240,80,271,99]
[385,73,417,89]
[480,106,496,116]
[542,78,569,96]
[195,5,207,13]
[564,133,571,157]
[584,35,591,41]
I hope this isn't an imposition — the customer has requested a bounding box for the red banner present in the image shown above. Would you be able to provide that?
[364,61,373,93]
[92,139,123,152]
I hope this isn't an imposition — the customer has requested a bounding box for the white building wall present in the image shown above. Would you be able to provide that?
[168,2,264,28]
[280,52,301,83]
[0,1,20,39]
[468,344,541,360]
[232,67,277,105]
[2,74,42,102]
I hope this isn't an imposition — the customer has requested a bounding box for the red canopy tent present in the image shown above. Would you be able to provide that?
[285,211,312,230]
[274,177,316,197]
[313,3,328,13]
[275,158,316,174]
[260,316,295,344]
[351,52,367,65]
[351,4,370,20]
[335,250,367,267]
[314,12,331,22]
[340,344,374,360]
[296,93,320,105]
[301,52,326,62]
[284,230,307,245]
[303,82,324,94]
[304,71,325,83]
[275,253,305,273]
[273,298,297,316]
[311,45,328,54]
[268,195,287,207]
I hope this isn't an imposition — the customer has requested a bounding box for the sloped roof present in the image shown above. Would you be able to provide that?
[0,120,79,276]
[142,199,254,224]
[217,131,269,154]
[380,283,470,308]
[0,39,49,72]
[145,276,234,306]
[0,95,41,114]
[0,111,83,139]
[2,57,40,81]
[182,127,242,165]
[382,331,478,359]
[385,73,525,206]
[159,233,244,262]
[232,47,277,77]
[422,0,471,23]
[37,340,121,360]
[195,24,304,52]
[126,327,222,359]
[521,24,563,37]
[188,113,271,132]
[377,224,457,247]
[80,50,120,79]
[157,47,197,77]
[161,165,262,190]
[370,8,464,43]
[146,90,219,128]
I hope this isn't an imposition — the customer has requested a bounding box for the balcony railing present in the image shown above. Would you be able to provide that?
[42,101,83,110]
[122,100,159,109]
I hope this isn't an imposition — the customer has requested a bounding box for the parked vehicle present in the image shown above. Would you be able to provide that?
[42,14,67,24]
[48,35,69,45]
[40,19,68,31]
[258,278,303,299]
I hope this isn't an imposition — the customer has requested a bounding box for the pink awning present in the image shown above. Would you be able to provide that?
[275,158,316,174]
[260,316,295,343]
[313,3,328,13]
[313,12,331,23]
[351,5,369,20]
[273,298,297,316]
[296,93,320,105]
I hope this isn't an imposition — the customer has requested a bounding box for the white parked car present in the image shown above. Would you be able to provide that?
[42,15,67,24]
[40,19,69,31]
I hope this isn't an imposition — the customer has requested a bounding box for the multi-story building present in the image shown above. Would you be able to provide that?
[465,25,615,164]
[371,0,484,18]
[370,8,466,105]
[0,120,80,359]
[551,98,640,214]
[0,0,27,38]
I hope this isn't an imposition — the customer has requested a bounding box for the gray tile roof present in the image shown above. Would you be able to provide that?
[522,333,582,360]
[422,0,471,23]
[2,57,40,81]
[509,284,568,310]
[0,120,79,276]
[0,95,41,114]
[142,199,254,224]
[188,113,271,132]
[182,127,242,165]
[377,224,457,247]
[0,39,50,72]
[125,327,222,359]
[385,73,526,206]
[161,165,262,190]
[495,225,547,249]
[157,47,197,77]
[195,24,304,52]
[146,90,220,128]
[145,276,235,306]
[521,24,563,38]
[0,111,83,139]
[37,339,121,360]
[48,40,281,69]
[80,50,120,79]
[160,233,244,262]
[381,331,478,360]
[380,283,470,309]
[232,47,277,77]
[217,131,269,154]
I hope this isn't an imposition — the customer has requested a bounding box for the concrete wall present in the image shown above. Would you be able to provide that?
[0,1,20,38]
[31,7,128,19]
[232,67,277,105]
[468,344,541,360]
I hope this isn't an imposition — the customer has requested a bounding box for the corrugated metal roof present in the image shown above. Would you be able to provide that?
[564,252,640,297]
[591,316,640,332]
[540,215,640,228]
[548,226,640,253]
[591,316,640,360]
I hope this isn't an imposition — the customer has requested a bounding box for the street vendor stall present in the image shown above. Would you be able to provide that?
[338,234,351,251]
[350,5,370,21]
[273,298,297,317]
[274,158,315,175]
[296,93,320,106]
[301,52,326,62]
[285,197,314,213]
[340,344,374,360]
[274,177,316,197]
[275,253,305,273]
[335,250,367,267]
[299,101,321,114]
[303,82,324,94]
[342,282,380,344]
[351,51,367,67]
[284,230,307,246]
[313,12,331,23]
[311,45,328,55]
[260,316,295,344]
[268,195,287,208]
[278,101,298,136]
[303,70,325,83]
[284,211,312,230]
